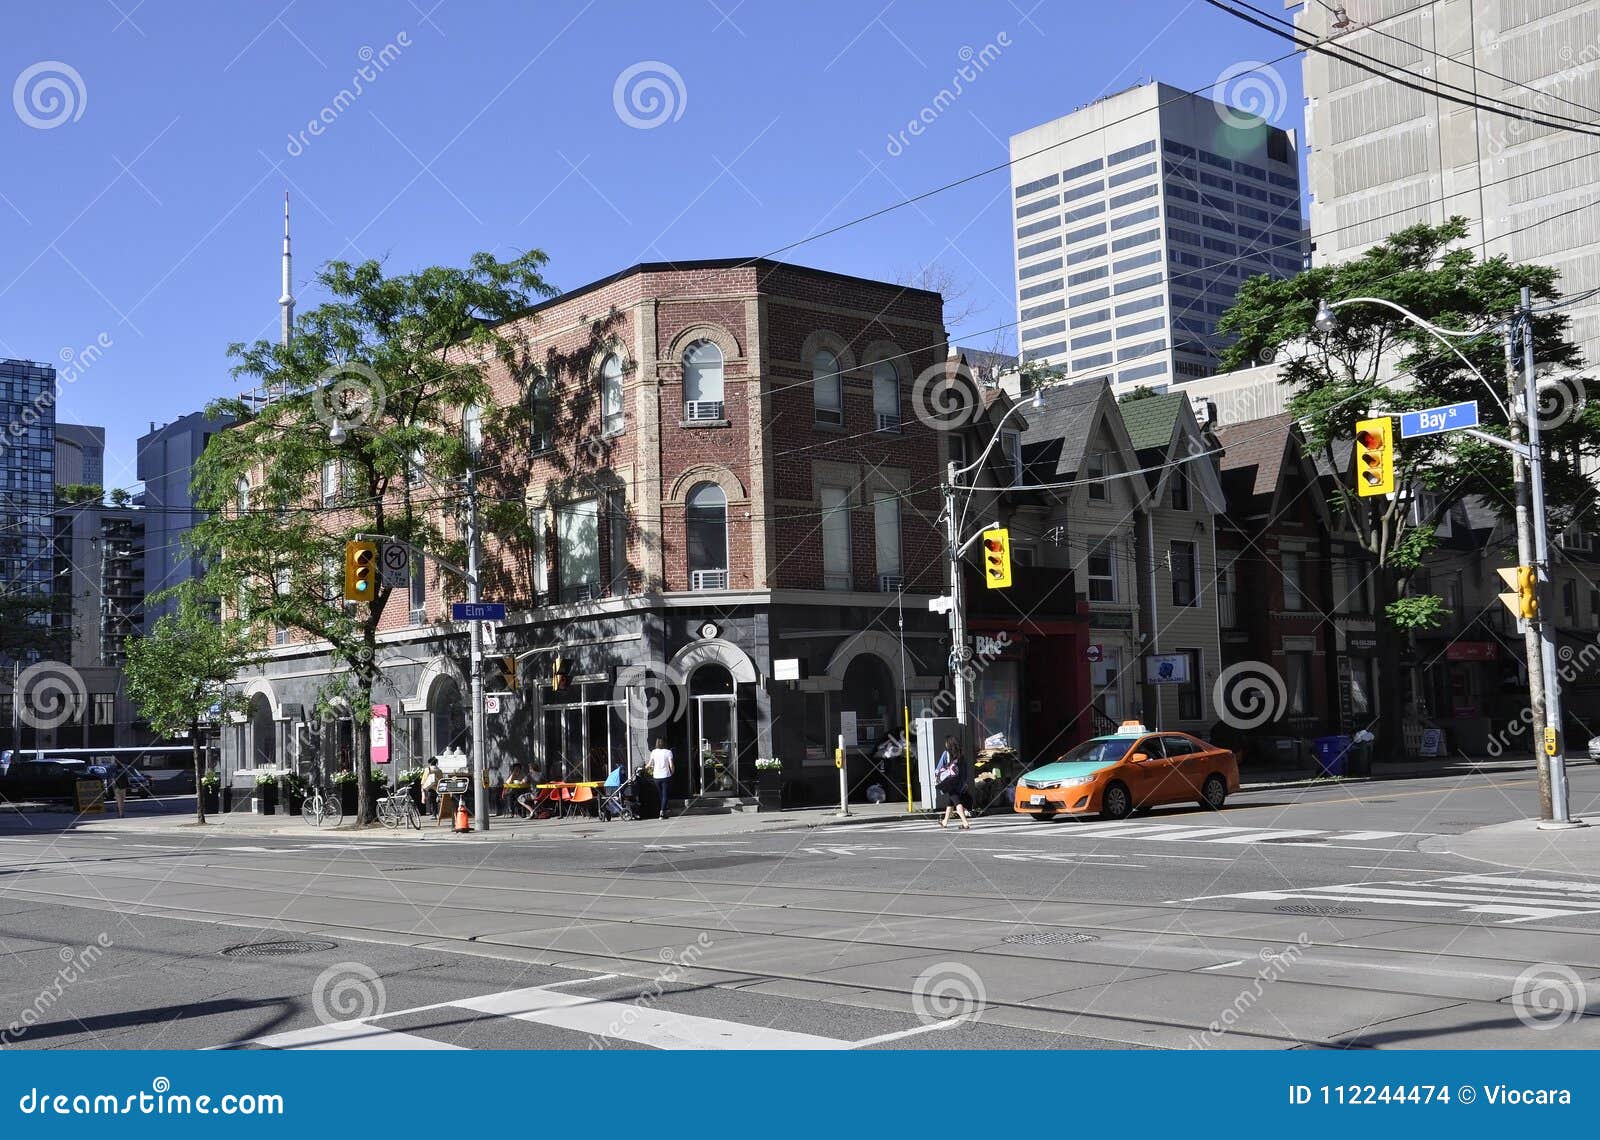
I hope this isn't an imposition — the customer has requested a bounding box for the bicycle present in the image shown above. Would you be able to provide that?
[376,787,421,830]
[302,782,344,829]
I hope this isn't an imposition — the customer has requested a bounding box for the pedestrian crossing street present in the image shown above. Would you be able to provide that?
[228,976,955,1051]
[1181,872,1600,925]
[827,815,1412,847]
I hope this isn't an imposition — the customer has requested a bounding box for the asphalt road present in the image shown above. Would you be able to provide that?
[1,765,1598,1050]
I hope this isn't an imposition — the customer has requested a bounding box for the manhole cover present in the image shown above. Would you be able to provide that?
[220,938,338,958]
[1273,904,1359,916]
[1002,931,1100,945]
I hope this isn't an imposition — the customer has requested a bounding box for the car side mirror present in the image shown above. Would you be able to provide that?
[1128,752,1149,764]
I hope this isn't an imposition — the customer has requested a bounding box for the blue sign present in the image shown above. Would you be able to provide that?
[451,602,506,621]
[1400,399,1479,439]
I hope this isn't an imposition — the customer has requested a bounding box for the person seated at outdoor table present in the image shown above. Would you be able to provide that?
[503,763,530,816]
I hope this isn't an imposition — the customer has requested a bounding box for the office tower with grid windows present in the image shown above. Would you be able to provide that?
[1009,81,1305,391]
[0,359,57,612]
[1296,0,1600,369]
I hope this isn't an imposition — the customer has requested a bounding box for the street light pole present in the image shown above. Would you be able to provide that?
[1520,285,1579,829]
[465,462,490,832]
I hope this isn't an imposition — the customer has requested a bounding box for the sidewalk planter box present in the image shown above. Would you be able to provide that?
[202,788,220,814]
[257,784,278,816]
[339,783,359,818]
[756,769,783,812]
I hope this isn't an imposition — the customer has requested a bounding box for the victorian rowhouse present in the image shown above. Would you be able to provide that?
[224,259,952,808]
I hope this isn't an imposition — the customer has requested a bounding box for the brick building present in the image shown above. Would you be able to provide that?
[225,259,955,807]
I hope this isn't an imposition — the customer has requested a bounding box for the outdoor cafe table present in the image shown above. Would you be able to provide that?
[532,781,602,818]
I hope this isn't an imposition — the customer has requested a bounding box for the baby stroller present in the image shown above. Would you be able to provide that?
[599,777,640,822]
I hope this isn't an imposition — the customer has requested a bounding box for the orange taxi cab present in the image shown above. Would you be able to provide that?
[1013,722,1240,821]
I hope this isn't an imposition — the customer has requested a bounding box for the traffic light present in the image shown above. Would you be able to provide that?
[550,655,570,692]
[981,527,1013,590]
[1497,565,1539,621]
[343,540,377,602]
[1354,417,1394,497]
[497,654,518,691]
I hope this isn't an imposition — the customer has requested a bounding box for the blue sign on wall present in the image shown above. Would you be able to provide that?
[451,602,507,621]
[1400,399,1479,439]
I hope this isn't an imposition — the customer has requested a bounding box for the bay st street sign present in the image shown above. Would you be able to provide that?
[1399,400,1478,439]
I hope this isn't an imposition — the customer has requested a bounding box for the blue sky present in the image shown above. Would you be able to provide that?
[2,0,1302,485]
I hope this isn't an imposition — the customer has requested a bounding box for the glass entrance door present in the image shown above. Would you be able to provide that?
[693,695,735,796]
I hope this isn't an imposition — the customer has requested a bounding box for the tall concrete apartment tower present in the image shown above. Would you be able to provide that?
[1297,1,1600,363]
[1010,81,1305,391]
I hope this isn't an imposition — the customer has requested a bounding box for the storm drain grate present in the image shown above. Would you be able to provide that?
[1002,931,1100,945]
[220,938,338,958]
[1273,904,1359,917]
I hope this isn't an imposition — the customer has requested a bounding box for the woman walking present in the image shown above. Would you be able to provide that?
[110,759,132,817]
[935,735,972,831]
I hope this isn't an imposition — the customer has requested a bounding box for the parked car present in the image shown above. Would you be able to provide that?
[1013,722,1241,821]
[1588,735,1600,763]
[83,759,154,797]
[0,759,94,803]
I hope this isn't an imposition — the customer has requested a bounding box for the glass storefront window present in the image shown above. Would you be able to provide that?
[972,660,1020,751]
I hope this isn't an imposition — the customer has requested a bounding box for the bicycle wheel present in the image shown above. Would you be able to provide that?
[404,800,421,830]
[378,799,399,829]
[322,792,344,829]
[301,795,322,828]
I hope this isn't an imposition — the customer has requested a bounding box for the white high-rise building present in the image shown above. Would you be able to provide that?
[1298,0,1600,363]
[1009,81,1305,392]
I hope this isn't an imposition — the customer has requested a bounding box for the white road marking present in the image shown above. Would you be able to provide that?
[1199,959,1246,971]
[251,1021,465,1050]
[1199,828,1326,844]
[1179,872,1600,924]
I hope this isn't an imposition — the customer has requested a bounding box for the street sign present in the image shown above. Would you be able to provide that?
[1086,643,1103,664]
[380,541,410,583]
[483,695,501,715]
[370,704,390,764]
[1400,399,1479,439]
[452,602,506,621]
[839,710,858,746]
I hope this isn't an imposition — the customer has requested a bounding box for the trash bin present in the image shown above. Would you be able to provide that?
[1347,739,1374,777]
[1313,735,1354,777]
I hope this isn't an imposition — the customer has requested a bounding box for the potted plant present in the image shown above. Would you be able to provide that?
[397,767,425,809]
[755,758,783,812]
[254,772,279,815]
[332,769,359,816]
[200,770,221,814]
[279,771,308,816]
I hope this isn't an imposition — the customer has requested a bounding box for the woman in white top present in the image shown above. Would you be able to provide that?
[648,738,674,819]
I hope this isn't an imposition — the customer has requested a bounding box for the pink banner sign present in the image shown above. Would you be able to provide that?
[370,704,391,764]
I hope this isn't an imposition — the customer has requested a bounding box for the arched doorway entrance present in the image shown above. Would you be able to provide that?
[688,663,736,797]
[842,653,897,751]
[428,676,467,757]
[248,693,276,769]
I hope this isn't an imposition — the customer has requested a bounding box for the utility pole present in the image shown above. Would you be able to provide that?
[1503,320,1552,820]
[1520,285,1579,829]
[944,461,969,728]
[465,464,490,831]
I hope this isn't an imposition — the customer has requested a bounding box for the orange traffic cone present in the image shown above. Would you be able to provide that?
[454,801,470,833]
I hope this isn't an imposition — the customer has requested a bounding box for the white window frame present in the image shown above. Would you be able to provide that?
[1282,550,1305,611]
[1171,540,1199,607]
[1087,538,1117,602]
[683,339,725,420]
[530,509,549,599]
[871,360,900,432]
[600,354,625,436]
[813,349,844,426]
[873,492,901,579]
[1085,452,1107,501]
[821,485,852,590]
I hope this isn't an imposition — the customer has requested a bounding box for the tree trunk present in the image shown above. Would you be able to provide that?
[1373,568,1407,763]
[192,724,206,825]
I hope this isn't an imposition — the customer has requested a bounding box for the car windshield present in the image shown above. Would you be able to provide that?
[1053,737,1138,766]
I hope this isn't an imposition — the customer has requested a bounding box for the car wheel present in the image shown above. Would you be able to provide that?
[1199,774,1227,811]
[1099,781,1132,821]
[1029,812,1056,823]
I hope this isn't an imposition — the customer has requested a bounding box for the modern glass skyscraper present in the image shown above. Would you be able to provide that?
[0,359,57,613]
[1009,81,1305,392]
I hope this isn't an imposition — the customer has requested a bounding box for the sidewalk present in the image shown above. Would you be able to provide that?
[1421,816,1600,877]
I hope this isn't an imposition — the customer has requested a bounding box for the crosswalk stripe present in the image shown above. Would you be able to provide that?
[457,985,849,1049]
[1329,830,1405,842]
[1199,828,1326,843]
[1444,874,1600,896]
[252,1021,465,1050]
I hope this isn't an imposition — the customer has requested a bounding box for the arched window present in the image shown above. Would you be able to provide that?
[462,403,483,456]
[686,481,728,590]
[600,354,625,434]
[871,359,900,432]
[813,349,843,425]
[236,477,251,513]
[683,340,724,421]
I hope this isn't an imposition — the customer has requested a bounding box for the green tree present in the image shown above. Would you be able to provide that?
[124,587,258,823]
[1218,218,1596,756]
[190,252,555,825]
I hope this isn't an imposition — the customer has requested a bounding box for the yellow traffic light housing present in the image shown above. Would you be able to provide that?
[550,656,570,692]
[1354,417,1394,497]
[497,654,518,691]
[982,527,1013,590]
[1518,565,1538,620]
[343,540,377,602]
